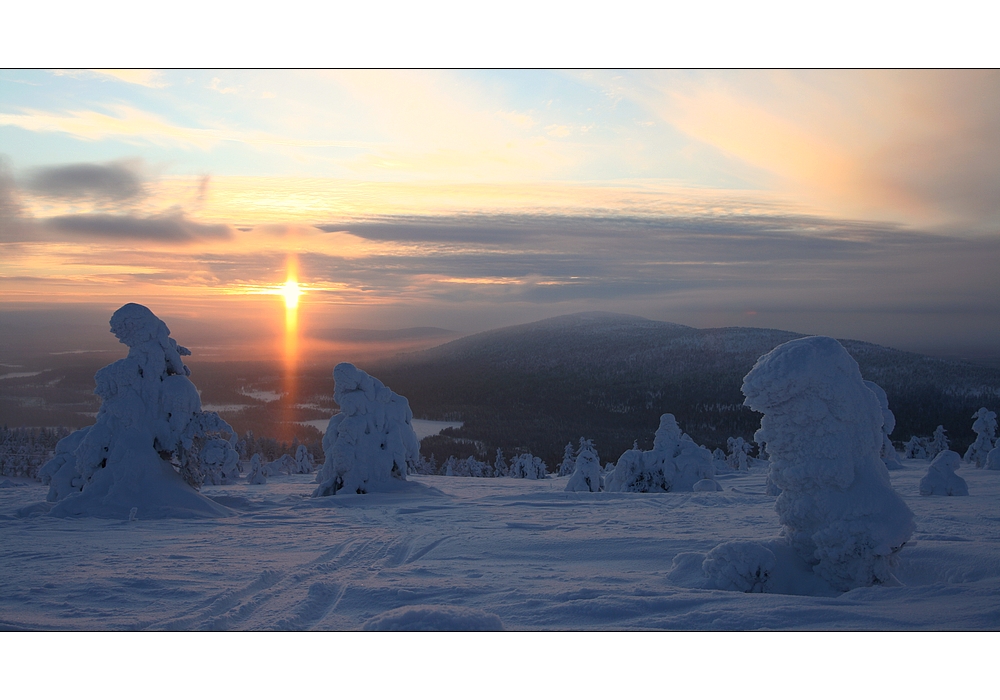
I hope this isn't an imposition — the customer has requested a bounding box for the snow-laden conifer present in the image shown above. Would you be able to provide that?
[964,408,997,469]
[928,425,949,459]
[294,444,315,474]
[604,414,715,492]
[558,441,576,476]
[725,436,751,471]
[313,363,420,496]
[904,436,928,460]
[864,380,903,470]
[565,439,602,492]
[493,448,507,477]
[741,336,915,591]
[509,453,547,479]
[919,450,968,496]
[246,454,267,485]
[37,303,236,518]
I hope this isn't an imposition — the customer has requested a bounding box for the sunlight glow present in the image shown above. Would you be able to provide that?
[281,278,302,310]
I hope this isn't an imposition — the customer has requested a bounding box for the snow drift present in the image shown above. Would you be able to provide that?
[313,363,420,496]
[36,303,236,519]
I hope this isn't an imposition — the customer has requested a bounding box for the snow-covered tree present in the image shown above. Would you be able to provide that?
[558,441,576,477]
[919,450,968,496]
[904,436,928,460]
[294,444,315,474]
[246,454,267,485]
[443,455,456,476]
[414,453,437,475]
[313,363,420,496]
[964,408,997,469]
[604,414,715,492]
[863,380,903,470]
[566,440,602,492]
[928,425,949,459]
[200,437,241,485]
[265,453,297,476]
[741,336,915,591]
[492,448,507,478]
[725,436,752,471]
[37,303,236,518]
[509,453,547,479]
[712,448,727,463]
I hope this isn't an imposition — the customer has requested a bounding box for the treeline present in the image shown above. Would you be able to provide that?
[368,317,1000,469]
[0,426,71,479]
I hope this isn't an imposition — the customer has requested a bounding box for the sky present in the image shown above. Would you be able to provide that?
[2,69,1000,361]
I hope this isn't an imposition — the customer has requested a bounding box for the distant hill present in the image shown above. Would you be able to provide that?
[369,312,1000,468]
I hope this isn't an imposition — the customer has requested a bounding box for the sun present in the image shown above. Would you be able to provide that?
[281,278,302,310]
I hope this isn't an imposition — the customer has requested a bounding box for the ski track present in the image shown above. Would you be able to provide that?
[2,466,1000,630]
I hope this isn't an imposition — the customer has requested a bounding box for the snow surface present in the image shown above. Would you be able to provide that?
[3,460,998,630]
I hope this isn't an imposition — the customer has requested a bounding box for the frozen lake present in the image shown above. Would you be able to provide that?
[2,460,998,630]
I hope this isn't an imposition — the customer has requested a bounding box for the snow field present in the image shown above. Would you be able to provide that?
[2,460,999,630]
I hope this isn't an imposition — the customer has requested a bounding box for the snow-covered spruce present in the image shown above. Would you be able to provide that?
[919,450,969,496]
[265,453,297,476]
[509,452,548,479]
[604,414,716,493]
[200,437,241,485]
[246,454,267,485]
[36,303,236,519]
[566,439,602,492]
[928,425,949,459]
[904,436,928,460]
[964,408,997,469]
[725,436,752,471]
[741,336,915,591]
[294,444,315,474]
[312,363,420,496]
[558,441,576,477]
[864,380,903,471]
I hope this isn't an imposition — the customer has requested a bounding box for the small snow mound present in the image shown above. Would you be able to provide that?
[692,478,722,492]
[702,541,777,593]
[313,363,420,496]
[986,446,1000,471]
[361,605,504,631]
[0,479,23,488]
[919,450,969,496]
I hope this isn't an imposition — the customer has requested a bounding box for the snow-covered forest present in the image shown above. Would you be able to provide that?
[3,304,1000,630]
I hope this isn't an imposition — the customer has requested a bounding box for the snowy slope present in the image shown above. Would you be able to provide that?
[2,461,998,630]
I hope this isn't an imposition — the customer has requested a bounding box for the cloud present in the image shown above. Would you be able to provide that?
[27,160,145,201]
[597,69,1000,230]
[44,210,232,243]
[86,70,168,88]
[0,157,23,218]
